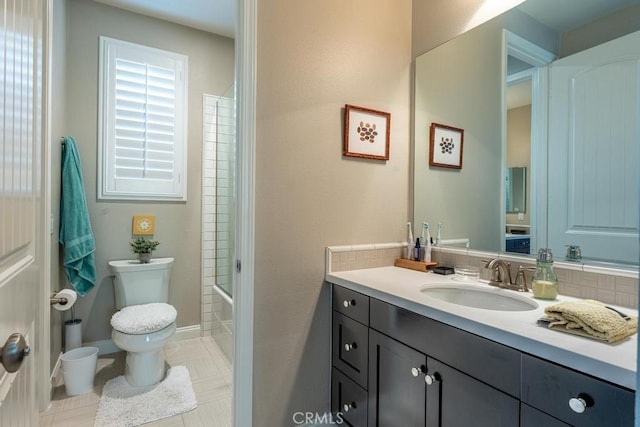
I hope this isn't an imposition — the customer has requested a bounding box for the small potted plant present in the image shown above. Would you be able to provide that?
[130,237,160,263]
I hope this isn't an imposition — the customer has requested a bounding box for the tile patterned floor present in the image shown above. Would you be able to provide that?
[40,337,232,427]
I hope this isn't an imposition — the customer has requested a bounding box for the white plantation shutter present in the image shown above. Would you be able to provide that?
[99,37,188,200]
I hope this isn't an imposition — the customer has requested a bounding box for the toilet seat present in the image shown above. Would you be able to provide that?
[111,302,177,335]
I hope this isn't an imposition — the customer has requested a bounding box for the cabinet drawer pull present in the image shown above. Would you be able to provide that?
[424,374,435,385]
[343,402,356,412]
[569,394,593,414]
[411,366,425,377]
[344,342,357,352]
[343,299,356,308]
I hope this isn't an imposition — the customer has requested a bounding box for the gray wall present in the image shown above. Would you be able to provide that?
[254,0,412,424]
[58,0,234,344]
[561,4,640,57]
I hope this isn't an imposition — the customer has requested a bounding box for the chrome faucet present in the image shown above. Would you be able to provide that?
[485,259,512,288]
[514,266,536,292]
[483,259,531,292]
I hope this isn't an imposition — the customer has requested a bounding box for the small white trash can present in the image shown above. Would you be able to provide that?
[61,347,98,396]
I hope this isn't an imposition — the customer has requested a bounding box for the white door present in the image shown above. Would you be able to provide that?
[0,0,45,424]
[548,31,640,264]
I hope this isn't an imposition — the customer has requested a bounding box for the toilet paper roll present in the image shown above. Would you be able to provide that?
[52,289,77,311]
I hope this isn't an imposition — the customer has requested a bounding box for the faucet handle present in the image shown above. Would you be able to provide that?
[515,265,536,292]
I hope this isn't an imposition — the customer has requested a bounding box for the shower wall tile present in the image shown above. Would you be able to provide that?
[203,93,235,345]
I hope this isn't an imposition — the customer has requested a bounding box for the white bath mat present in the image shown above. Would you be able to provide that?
[94,365,197,427]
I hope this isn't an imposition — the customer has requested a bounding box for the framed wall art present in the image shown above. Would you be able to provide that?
[343,104,390,161]
[429,122,464,169]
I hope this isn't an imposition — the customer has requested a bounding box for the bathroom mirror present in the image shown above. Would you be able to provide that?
[413,0,640,266]
[505,167,526,213]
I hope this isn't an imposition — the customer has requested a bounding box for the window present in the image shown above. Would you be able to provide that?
[98,37,188,201]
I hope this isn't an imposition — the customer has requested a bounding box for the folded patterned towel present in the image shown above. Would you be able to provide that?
[543,299,637,343]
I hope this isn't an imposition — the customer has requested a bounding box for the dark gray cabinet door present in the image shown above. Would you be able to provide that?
[521,404,570,427]
[426,358,519,427]
[368,330,426,427]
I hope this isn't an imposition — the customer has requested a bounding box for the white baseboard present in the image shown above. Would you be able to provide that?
[49,351,63,405]
[83,338,120,355]
[173,324,202,340]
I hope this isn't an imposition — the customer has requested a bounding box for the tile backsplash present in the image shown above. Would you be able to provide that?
[326,243,639,309]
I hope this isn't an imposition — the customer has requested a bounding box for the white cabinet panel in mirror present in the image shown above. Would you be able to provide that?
[413,0,640,266]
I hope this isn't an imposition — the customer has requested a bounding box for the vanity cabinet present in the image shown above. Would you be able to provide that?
[330,284,635,427]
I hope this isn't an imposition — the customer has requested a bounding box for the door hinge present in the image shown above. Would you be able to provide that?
[236,260,241,273]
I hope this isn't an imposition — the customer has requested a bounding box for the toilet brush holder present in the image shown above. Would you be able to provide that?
[65,319,82,352]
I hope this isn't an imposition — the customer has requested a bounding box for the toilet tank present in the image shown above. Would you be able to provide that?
[108,257,174,309]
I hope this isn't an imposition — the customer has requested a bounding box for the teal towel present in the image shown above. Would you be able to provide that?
[59,137,96,296]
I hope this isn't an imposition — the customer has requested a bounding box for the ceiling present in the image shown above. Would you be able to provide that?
[94,0,236,38]
[93,0,638,45]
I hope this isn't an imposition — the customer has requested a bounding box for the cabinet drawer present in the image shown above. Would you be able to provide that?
[332,312,368,388]
[333,285,369,325]
[522,354,634,426]
[332,368,367,427]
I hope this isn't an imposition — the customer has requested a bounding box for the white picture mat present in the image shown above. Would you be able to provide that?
[432,127,462,166]
[347,110,388,157]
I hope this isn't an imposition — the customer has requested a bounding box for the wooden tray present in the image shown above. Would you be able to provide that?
[394,258,438,272]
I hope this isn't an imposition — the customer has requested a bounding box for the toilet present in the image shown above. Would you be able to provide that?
[108,257,176,387]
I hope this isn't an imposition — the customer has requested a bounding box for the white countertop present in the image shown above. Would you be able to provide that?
[505,233,530,239]
[326,266,637,390]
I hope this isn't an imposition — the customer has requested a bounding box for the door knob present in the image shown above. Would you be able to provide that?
[0,333,30,373]
[344,343,356,352]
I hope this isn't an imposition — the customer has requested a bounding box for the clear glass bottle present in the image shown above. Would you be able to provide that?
[531,248,558,300]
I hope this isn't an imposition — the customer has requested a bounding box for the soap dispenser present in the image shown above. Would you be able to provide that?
[531,248,558,300]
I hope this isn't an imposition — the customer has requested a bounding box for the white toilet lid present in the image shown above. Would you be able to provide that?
[111,303,177,334]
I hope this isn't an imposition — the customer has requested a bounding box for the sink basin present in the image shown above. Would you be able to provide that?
[421,284,539,311]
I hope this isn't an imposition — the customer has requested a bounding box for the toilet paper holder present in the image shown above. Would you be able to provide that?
[50,292,69,306]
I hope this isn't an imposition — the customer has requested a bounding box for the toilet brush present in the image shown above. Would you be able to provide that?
[65,306,82,351]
